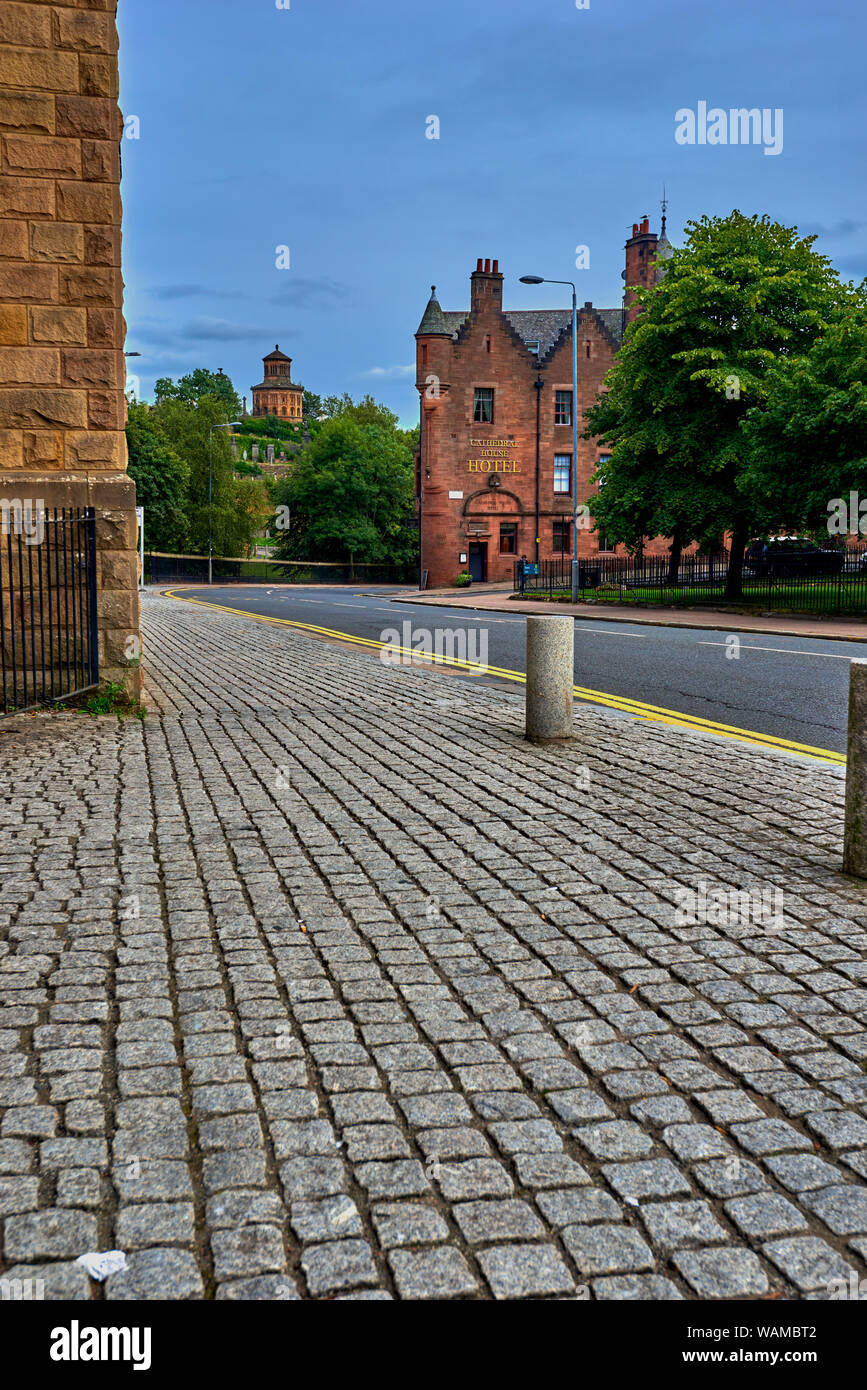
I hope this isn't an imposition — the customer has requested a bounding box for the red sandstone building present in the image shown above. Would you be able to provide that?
[415,216,672,586]
[250,346,303,420]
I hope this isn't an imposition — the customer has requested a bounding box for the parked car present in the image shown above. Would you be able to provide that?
[743,537,844,579]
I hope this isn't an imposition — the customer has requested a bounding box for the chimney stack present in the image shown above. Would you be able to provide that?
[470,256,504,314]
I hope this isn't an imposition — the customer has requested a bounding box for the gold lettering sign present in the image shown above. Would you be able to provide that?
[467,438,520,473]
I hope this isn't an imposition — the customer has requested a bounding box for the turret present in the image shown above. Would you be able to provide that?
[415,286,452,405]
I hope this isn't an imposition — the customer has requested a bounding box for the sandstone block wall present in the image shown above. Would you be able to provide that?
[0,0,140,696]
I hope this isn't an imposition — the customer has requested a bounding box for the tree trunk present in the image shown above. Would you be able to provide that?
[667,525,683,586]
[724,523,750,601]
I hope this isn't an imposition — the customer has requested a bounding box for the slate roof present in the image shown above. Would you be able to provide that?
[417,304,624,354]
[504,308,624,355]
[655,233,674,279]
[415,290,453,336]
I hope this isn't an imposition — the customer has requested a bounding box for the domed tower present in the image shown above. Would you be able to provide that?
[251,346,303,419]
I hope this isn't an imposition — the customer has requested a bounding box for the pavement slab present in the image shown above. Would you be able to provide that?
[0,590,866,1299]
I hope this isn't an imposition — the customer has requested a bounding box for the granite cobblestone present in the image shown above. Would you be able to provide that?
[1,592,866,1299]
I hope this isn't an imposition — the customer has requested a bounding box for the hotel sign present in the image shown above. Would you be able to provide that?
[467,438,520,473]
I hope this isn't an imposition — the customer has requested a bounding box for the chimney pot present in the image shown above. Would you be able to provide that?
[492,259,499,273]
[484,258,491,273]
[476,258,483,272]
[632,223,638,237]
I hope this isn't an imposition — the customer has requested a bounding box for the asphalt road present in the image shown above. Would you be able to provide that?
[168,585,867,758]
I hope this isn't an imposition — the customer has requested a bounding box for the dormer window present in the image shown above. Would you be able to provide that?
[527,340,540,355]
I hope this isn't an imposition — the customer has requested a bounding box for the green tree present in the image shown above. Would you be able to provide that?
[586,211,847,596]
[126,401,189,551]
[320,392,353,418]
[272,410,416,570]
[154,367,241,418]
[151,394,268,557]
[742,289,867,536]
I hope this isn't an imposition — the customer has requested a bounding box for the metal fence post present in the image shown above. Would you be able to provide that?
[86,508,99,688]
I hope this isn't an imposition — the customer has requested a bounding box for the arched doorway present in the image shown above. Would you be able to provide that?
[462,487,524,584]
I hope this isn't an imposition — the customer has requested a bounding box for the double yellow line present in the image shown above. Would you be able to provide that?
[163,590,845,767]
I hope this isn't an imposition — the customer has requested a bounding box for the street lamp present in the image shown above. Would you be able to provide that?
[520,274,580,603]
[208,421,243,584]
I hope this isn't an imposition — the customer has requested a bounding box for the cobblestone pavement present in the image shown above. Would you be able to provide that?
[2,592,867,1301]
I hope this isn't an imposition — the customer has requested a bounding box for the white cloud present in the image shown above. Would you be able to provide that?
[361,364,415,379]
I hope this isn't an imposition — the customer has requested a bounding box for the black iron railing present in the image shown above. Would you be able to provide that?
[0,505,99,714]
[514,549,867,614]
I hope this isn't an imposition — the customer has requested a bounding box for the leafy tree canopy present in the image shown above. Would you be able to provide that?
[585,211,848,593]
[272,406,416,566]
[126,401,189,552]
[147,390,269,557]
[742,288,867,535]
[153,367,242,418]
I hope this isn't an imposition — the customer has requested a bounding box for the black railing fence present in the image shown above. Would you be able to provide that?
[514,547,867,614]
[0,505,99,714]
[145,553,418,586]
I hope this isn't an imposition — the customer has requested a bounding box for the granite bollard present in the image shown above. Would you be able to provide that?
[525,615,574,742]
[844,658,867,876]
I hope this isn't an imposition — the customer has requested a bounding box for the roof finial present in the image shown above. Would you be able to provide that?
[431,285,436,296]
[660,186,667,237]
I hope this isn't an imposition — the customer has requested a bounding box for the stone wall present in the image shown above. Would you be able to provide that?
[0,0,140,695]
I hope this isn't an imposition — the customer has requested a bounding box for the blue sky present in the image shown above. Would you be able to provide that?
[119,0,866,426]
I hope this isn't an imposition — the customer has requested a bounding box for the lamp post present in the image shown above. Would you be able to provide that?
[208,421,243,584]
[520,274,580,602]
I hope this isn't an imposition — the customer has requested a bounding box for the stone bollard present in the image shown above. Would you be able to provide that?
[843,659,867,876]
[525,615,574,742]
